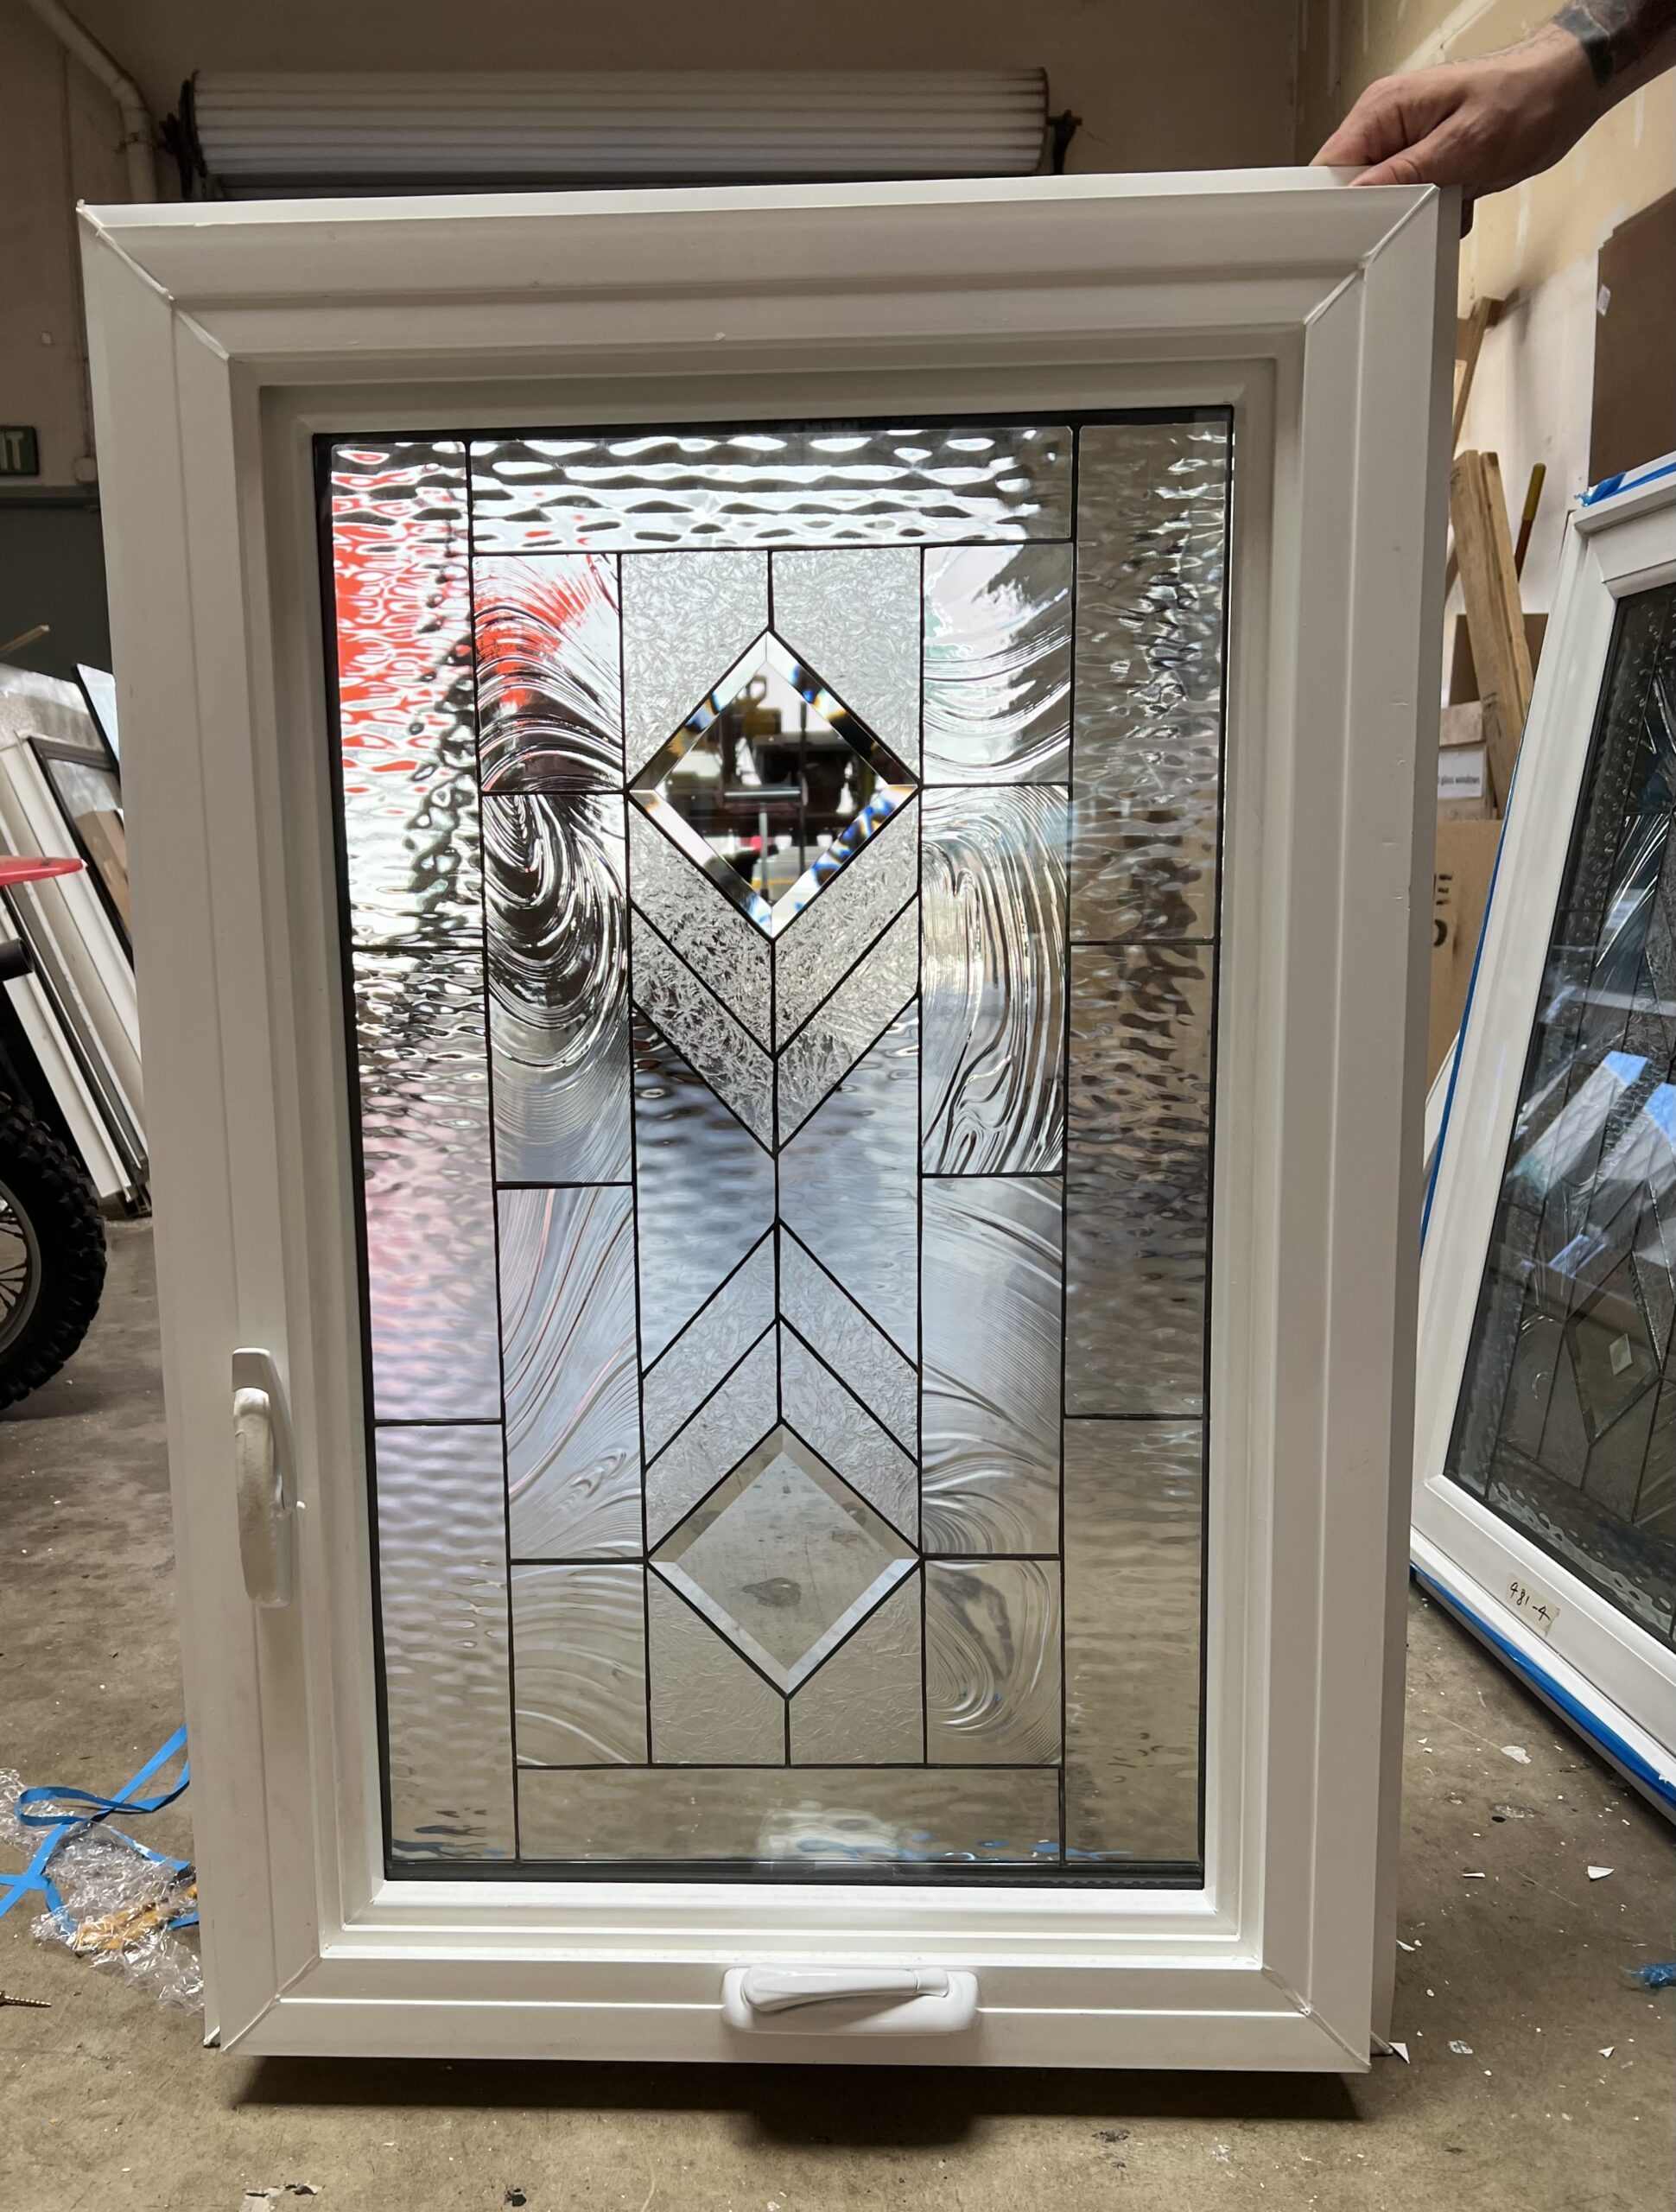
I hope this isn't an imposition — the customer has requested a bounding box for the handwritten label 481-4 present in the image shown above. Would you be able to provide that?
[1507,1578,1560,1639]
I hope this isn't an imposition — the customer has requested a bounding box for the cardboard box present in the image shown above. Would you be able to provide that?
[1429,816,1502,1083]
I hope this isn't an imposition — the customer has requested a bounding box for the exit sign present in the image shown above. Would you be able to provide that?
[0,427,40,477]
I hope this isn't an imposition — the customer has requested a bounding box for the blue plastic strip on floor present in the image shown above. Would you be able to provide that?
[1410,1565,1676,1815]
[0,1726,194,1934]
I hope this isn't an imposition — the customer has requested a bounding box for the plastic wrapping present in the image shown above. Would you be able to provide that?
[0,1766,202,2011]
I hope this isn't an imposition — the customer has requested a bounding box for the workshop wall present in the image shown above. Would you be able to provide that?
[1298,0,1676,612]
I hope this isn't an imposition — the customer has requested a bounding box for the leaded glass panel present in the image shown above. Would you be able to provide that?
[1444,582,1676,1643]
[325,413,1230,1879]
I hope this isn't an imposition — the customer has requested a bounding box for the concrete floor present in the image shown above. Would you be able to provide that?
[1,1220,1670,2212]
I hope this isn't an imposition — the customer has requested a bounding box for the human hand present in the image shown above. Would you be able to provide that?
[1311,25,1601,194]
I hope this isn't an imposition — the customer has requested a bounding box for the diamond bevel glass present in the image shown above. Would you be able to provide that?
[629,632,916,938]
[651,1425,914,1692]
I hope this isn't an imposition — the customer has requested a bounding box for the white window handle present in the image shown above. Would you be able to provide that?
[722,1967,977,2035]
[232,1347,294,1607]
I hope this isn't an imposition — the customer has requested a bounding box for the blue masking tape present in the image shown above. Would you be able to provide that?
[1,1726,190,1934]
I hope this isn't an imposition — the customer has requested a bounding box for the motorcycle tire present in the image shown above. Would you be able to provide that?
[0,1098,107,1410]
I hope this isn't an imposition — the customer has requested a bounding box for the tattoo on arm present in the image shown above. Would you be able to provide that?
[1554,0,1676,85]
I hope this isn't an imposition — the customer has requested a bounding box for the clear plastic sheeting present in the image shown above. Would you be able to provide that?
[0,1769,202,2012]
[1444,580,1676,1641]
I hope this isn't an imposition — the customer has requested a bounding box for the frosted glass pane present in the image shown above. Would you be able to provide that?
[776,906,917,1140]
[485,792,629,1185]
[330,439,479,945]
[630,908,773,1147]
[470,424,1072,551]
[518,1766,1061,1864]
[773,799,917,1047]
[377,1425,514,1859]
[641,1234,776,1460]
[772,547,920,766]
[1065,942,1211,1416]
[647,1576,784,1764]
[1070,422,1229,942]
[779,1229,918,1454]
[352,949,499,1421]
[500,1186,640,1560]
[922,786,1066,1174]
[511,1563,646,1765]
[924,543,1072,783]
[626,802,771,1046]
[473,553,622,791]
[621,550,768,779]
[780,1325,917,1541]
[644,1328,778,1545]
[1063,1419,1203,1862]
[924,1561,1062,1765]
[789,1574,924,1764]
[922,1177,1063,1554]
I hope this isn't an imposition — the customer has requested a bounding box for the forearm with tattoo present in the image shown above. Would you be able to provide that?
[1554,0,1676,86]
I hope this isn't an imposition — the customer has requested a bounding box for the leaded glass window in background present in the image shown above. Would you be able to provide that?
[1444,582,1676,1644]
[325,416,1232,1875]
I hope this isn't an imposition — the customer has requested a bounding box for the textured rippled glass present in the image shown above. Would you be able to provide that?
[773,800,917,1047]
[1063,1419,1203,1862]
[780,1325,917,1541]
[511,1563,647,1765]
[1066,942,1211,1416]
[1070,422,1229,942]
[517,1765,1060,1864]
[500,1186,640,1560]
[654,1426,914,1694]
[1444,582,1676,1641]
[776,906,918,1140]
[648,1575,784,1764]
[621,550,768,778]
[632,1015,777,1363]
[630,908,773,1146]
[376,1425,514,1857]
[473,553,622,790]
[485,792,629,1185]
[332,441,479,946]
[780,1008,918,1360]
[644,1328,778,1545]
[626,803,771,1045]
[924,1561,1063,1765]
[922,1177,1063,1554]
[922,786,1066,1174]
[923,544,1072,783]
[779,1230,917,1452]
[641,1235,776,1460]
[470,425,1072,551]
[789,1573,923,1764]
[352,949,499,1420]
[772,547,920,766]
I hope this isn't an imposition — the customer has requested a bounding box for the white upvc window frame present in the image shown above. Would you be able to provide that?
[1415,462,1676,1815]
[80,171,1454,2070]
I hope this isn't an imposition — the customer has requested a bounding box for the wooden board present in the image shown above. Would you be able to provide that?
[1451,450,1533,810]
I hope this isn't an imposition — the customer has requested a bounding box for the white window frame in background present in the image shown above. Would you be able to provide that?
[80,172,1454,2069]
[1415,462,1676,1815]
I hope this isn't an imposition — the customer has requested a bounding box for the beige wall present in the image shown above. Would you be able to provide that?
[0,0,1299,491]
[1297,0,1675,614]
[1296,0,1674,305]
